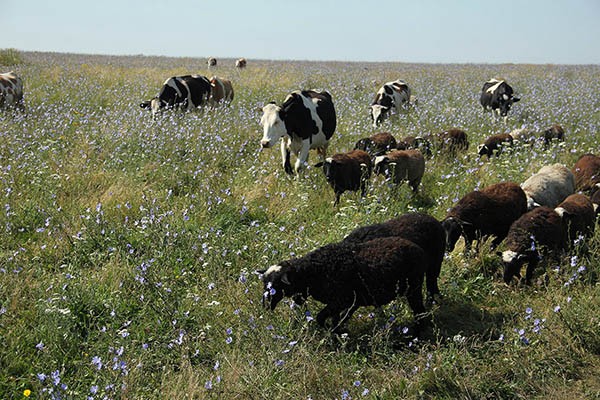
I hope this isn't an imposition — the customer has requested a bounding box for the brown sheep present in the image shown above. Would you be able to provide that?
[477,133,513,158]
[554,193,595,242]
[500,207,567,285]
[374,149,425,192]
[442,182,528,253]
[541,124,564,147]
[433,128,469,153]
[323,150,372,206]
[572,153,600,192]
[354,132,397,157]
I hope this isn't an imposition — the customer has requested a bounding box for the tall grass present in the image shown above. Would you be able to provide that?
[0,48,24,66]
[0,52,599,399]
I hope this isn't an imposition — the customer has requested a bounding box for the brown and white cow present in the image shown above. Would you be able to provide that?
[235,58,247,69]
[207,57,217,68]
[209,76,234,106]
[0,72,24,109]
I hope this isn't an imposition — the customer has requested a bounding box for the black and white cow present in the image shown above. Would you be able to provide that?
[140,75,212,116]
[480,78,520,120]
[260,90,337,175]
[370,79,411,127]
[0,72,24,109]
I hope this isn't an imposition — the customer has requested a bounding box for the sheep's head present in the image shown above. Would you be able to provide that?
[259,264,309,310]
[441,217,466,252]
[500,250,528,284]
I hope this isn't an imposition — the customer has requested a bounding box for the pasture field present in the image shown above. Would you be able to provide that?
[1,51,599,399]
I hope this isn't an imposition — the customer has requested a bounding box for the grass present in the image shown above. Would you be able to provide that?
[0,51,599,399]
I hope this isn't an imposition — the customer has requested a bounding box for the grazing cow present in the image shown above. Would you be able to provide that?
[209,76,234,106]
[480,79,520,120]
[260,90,337,175]
[235,58,247,69]
[370,79,411,127]
[0,71,24,109]
[207,57,217,68]
[140,75,212,116]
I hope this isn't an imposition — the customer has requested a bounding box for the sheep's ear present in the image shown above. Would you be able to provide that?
[281,272,291,286]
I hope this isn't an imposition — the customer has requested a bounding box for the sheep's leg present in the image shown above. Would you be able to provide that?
[332,305,359,333]
[524,257,539,285]
[406,278,427,334]
[316,304,338,328]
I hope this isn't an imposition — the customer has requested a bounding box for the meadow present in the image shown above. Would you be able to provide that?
[0,50,599,399]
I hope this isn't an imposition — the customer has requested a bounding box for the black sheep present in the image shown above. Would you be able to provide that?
[500,207,567,285]
[260,237,427,332]
[343,213,445,301]
[322,150,372,206]
[442,182,528,253]
[477,133,514,158]
[354,132,397,157]
[396,135,433,157]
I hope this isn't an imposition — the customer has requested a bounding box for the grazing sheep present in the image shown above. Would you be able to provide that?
[260,237,427,332]
[374,149,425,192]
[521,163,575,210]
[541,124,564,147]
[509,127,533,142]
[500,207,567,285]
[477,133,513,158]
[323,150,372,206]
[343,213,446,301]
[396,136,433,157]
[554,193,595,241]
[433,128,469,153]
[354,132,397,157]
[442,182,528,253]
[572,153,600,192]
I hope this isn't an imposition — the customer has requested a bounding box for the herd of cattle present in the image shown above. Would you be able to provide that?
[2,65,598,335]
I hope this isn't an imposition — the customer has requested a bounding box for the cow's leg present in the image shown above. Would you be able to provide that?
[294,140,311,174]
[281,138,293,175]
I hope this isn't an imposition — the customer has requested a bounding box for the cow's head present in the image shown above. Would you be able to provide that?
[498,93,520,117]
[140,97,163,116]
[260,102,287,148]
[369,104,391,127]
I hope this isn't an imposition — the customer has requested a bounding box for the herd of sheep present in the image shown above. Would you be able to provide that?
[261,121,600,335]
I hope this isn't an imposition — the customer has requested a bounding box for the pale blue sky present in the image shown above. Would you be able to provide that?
[2,0,599,64]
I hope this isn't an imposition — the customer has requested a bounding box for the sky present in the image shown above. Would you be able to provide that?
[2,0,599,64]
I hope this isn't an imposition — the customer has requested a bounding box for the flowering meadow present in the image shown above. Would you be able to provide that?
[1,51,599,399]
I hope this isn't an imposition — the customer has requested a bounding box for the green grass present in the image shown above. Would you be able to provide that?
[0,52,599,399]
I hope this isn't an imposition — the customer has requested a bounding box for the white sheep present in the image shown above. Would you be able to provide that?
[520,163,575,210]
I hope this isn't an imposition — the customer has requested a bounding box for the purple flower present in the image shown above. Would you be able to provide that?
[92,356,103,370]
[36,341,45,350]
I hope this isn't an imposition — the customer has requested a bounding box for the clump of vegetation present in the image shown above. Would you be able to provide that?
[0,48,24,66]
[0,51,599,399]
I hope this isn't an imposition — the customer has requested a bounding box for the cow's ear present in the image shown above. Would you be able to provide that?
[140,101,150,109]
[512,96,520,103]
